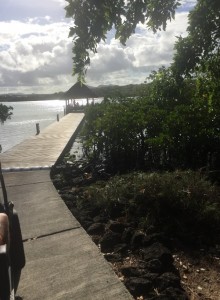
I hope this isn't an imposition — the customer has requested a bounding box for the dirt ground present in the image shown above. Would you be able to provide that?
[173,246,220,300]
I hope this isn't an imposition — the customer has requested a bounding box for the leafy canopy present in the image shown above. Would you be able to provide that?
[173,0,220,76]
[65,0,180,81]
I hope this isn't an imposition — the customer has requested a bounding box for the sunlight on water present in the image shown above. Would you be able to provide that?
[0,100,66,153]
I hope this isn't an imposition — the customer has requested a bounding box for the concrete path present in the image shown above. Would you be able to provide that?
[0,114,133,299]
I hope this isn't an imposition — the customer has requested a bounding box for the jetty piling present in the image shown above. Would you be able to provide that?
[36,123,40,135]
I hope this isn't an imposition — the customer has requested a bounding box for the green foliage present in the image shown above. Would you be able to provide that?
[79,0,220,171]
[147,66,194,108]
[153,69,220,168]
[82,96,168,171]
[173,0,220,76]
[65,0,180,79]
[82,65,220,170]
[78,171,220,244]
[92,83,148,98]
[0,103,13,124]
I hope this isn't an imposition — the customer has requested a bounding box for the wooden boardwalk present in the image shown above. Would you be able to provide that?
[0,113,84,170]
[0,114,132,300]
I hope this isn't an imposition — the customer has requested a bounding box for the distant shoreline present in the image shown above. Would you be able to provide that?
[0,93,65,102]
[0,83,147,102]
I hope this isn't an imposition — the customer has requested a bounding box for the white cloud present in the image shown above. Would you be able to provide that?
[0,18,75,93]
[0,0,196,93]
[0,0,66,21]
[87,11,189,86]
[180,0,197,8]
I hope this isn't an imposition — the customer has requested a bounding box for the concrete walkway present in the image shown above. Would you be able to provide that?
[0,114,132,300]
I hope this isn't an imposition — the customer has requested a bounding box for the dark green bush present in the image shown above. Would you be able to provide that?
[79,171,220,245]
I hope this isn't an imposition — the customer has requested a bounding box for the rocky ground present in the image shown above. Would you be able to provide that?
[51,161,220,300]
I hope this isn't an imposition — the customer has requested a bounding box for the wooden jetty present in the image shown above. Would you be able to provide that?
[0,113,84,170]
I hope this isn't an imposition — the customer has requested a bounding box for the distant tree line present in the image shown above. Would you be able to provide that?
[0,92,64,102]
[91,84,147,98]
[0,84,147,103]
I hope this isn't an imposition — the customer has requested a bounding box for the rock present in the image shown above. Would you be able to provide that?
[142,272,158,282]
[143,233,171,249]
[109,202,124,219]
[150,295,172,300]
[91,235,101,245]
[158,287,188,300]
[140,242,173,267]
[71,177,85,185]
[122,227,135,244]
[155,272,181,291]
[60,193,74,202]
[108,221,126,234]
[124,277,152,296]
[87,223,105,235]
[52,177,66,189]
[131,231,146,248]
[83,206,100,218]
[80,219,93,230]
[114,243,128,253]
[76,212,93,229]
[93,215,108,223]
[207,170,220,184]
[140,258,179,276]
[100,231,121,252]
[104,253,122,263]
[145,259,163,273]
[120,266,144,277]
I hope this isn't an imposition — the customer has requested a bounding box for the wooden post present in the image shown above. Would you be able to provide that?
[36,123,40,135]
[57,114,59,122]
[65,99,68,115]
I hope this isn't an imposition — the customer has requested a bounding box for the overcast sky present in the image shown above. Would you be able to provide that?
[0,0,196,94]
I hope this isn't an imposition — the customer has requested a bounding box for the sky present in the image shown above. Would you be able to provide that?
[0,0,197,94]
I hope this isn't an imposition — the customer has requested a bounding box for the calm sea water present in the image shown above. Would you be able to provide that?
[0,100,66,153]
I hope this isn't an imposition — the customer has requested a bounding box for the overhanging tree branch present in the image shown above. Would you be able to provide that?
[65,0,181,81]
